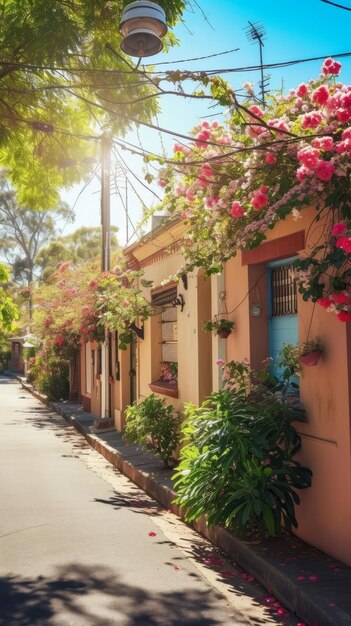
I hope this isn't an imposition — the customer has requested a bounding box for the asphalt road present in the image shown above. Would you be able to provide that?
[0,377,300,626]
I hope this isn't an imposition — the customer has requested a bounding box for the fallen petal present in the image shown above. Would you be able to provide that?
[148,531,157,537]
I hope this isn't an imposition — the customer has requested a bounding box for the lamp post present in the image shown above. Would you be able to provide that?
[100,1,168,419]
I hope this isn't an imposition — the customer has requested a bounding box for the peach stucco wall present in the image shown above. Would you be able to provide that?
[222,208,351,565]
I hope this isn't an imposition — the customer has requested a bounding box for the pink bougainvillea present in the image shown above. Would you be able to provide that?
[156,58,351,321]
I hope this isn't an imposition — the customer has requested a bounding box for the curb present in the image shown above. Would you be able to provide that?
[18,379,351,626]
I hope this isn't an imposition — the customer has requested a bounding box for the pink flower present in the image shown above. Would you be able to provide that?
[88,279,97,288]
[342,127,351,140]
[173,142,185,153]
[337,311,351,322]
[230,201,244,217]
[315,160,335,181]
[247,125,267,138]
[268,119,290,133]
[312,137,334,151]
[54,334,64,347]
[249,105,264,118]
[201,121,210,129]
[332,292,350,304]
[312,85,329,106]
[301,111,323,129]
[265,152,277,164]
[195,129,211,148]
[186,192,195,202]
[332,222,347,237]
[296,83,308,97]
[336,236,351,252]
[322,57,342,76]
[59,261,71,273]
[251,187,269,211]
[198,175,210,187]
[216,359,224,366]
[336,108,351,123]
[297,146,320,169]
[200,163,214,178]
[211,120,219,129]
[336,138,351,153]
[296,166,309,182]
[317,297,332,309]
[158,180,167,188]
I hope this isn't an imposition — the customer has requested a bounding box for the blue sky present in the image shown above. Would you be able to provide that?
[62,0,351,244]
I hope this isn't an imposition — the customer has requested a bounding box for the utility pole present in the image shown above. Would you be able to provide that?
[101,135,111,418]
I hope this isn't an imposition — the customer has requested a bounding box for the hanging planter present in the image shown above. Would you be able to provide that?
[202,291,235,338]
[299,350,322,367]
[298,338,324,367]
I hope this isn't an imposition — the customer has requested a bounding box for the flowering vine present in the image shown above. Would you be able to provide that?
[33,257,154,353]
[155,58,351,320]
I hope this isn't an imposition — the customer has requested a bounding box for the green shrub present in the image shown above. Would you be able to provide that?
[124,394,180,467]
[173,361,312,537]
[29,350,69,400]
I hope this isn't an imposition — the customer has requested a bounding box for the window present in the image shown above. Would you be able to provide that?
[150,284,179,398]
[160,307,178,384]
[271,264,297,317]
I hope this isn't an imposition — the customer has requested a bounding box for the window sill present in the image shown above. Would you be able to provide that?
[149,381,178,398]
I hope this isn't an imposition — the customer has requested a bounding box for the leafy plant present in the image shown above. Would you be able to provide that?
[28,349,69,400]
[203,318,235,334]
[173,362,312,537]
[124,394,180,467]
[299,337,323,356]
[276,343,301,381]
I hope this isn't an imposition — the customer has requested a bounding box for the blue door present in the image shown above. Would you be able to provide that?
[268,259,298,380]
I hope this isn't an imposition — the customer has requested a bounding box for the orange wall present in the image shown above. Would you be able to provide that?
[223,208,351,565]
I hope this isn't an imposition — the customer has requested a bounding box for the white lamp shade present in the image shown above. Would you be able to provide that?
[119,1,167,57]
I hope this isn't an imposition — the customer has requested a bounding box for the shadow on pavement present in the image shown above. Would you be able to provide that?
[0,563,245,626]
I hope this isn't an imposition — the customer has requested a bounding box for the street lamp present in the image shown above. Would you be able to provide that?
[119,1,168,57]
[100,1,168,419]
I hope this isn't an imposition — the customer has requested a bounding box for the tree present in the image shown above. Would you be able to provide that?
[36,226,120,279]
[0,176,74,286]
[0,263,18,331]
[0,0,186,207]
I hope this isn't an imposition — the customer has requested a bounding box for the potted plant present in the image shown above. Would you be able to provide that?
[298,338,323,366]
[203,318,235,338]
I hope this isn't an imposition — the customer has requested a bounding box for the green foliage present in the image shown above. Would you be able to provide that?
[96,267,153,349]
[36,226,120,279]
[124,394,180,467]
[28,349,69,400]
[0,0,186,205]
[0,330,11,371]
[0,262,18,330]
[202,318,235,334]
[0,175,74,285]
[173,362,312,537]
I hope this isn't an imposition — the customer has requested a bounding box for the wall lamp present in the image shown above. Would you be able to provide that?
[171,293,185,312]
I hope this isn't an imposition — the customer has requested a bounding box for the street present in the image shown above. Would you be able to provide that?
[0,377,300,626]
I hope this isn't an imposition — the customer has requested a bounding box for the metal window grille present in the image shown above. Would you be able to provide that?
[161,307,178,363]
[271,264,297,317]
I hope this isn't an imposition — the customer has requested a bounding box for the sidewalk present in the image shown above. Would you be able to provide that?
[18,378,351,626]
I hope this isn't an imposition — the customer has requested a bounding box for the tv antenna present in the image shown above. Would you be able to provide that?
[244,21,269,107]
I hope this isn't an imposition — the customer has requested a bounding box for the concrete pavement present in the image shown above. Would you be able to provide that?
[1,375,303,626]
[4,374,351,625]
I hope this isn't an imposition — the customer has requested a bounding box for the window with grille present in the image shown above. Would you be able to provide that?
[271,264,297,317]
[150,285,178,387]
[161,307,178,363]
